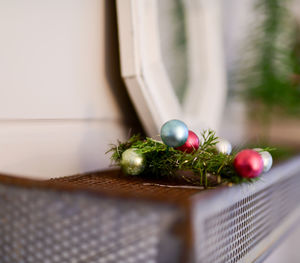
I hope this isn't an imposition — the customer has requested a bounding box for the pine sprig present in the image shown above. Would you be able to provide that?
[107,130,263,188]
[106,134,143,162]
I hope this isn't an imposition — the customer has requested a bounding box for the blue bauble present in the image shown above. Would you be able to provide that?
[160,119,189,147]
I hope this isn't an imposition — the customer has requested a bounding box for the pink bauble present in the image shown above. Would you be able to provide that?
[234,149,264,178]
[176,130,200,153]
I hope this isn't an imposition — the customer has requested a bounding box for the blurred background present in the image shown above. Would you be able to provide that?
[158,0,300,162]
[221,0,300,161]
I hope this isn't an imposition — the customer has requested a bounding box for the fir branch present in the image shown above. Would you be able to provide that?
[107,130,268,188]
[106,134,143,162]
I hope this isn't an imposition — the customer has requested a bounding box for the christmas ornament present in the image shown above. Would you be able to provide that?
[160,119,188,147]
[121,148,145,175]
[109,120,274,188]
[253,148,273,172]
[234,149,264,178]
[215,139,232,155]
[176,130,200,153]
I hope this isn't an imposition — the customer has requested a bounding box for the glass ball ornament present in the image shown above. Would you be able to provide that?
[121,148,145,175]
[160,119,189,148]
[215,139,232,155]
[176,130,200,153]
[253,148,273,172]
[234,149,264,178]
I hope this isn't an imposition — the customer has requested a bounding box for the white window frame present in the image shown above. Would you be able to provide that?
[116,0,227,136]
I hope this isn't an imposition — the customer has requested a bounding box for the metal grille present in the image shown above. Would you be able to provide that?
[1,159,300,263]
[197,173,300,263]
[0,185,180,263]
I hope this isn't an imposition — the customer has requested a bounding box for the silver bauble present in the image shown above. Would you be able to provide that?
[253,148,273,172]
[215,139,232,155]
[121,148,145,175]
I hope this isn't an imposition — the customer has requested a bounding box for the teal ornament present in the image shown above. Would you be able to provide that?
[121,148,145,175]
[253,148,273,172]
[160,119,189,147]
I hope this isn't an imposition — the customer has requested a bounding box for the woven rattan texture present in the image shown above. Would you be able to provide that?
[0,184,181,263]
[197,174,300,263]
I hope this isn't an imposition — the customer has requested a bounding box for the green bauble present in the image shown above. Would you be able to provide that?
[121,148,145,175]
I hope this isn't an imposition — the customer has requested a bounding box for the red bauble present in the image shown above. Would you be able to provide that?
[176,130,200,153]
[234,149,264,178]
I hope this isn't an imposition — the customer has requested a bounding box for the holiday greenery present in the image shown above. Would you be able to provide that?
[107,130,273,188]
[240,0,300,117]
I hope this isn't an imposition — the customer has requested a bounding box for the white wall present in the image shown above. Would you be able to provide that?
[0,0,141,179]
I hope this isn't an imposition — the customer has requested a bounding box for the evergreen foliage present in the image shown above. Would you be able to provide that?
[107,131,270,188]
[240,0,300,116]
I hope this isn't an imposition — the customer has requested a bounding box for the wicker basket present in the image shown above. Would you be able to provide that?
[1,157,300,263]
